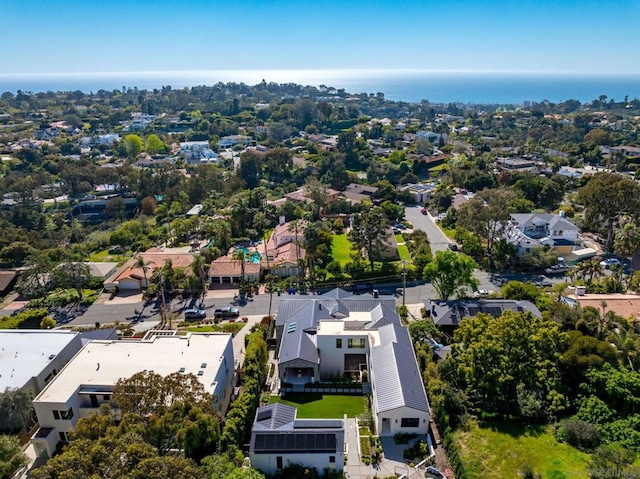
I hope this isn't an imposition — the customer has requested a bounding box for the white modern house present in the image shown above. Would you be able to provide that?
[31,332,235,458]
[249,403,344,475]
[0,330,84,395]
[218,135,251,148]
[179,141,218,164]
[275,289,430,437]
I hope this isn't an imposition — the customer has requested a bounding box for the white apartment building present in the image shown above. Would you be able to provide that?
[31,332,235,458]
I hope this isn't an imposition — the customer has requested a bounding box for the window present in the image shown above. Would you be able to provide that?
[401,418,420,428]
[58,431,69,442]
[60,408,74,420]
[103,394,111,401]
[53,410,60,420]
[276,456,283,470]
[329,456,335,464]
[336,338,342,349]
[348,338,365,348]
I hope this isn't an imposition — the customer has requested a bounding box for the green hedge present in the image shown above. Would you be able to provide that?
[443,431,468,479]
[0,308,49,329]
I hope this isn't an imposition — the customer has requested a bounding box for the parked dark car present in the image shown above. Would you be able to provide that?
[214,306,240,318]
[448,243,458,251]
[425,466,445,479]
[184,308,206,320]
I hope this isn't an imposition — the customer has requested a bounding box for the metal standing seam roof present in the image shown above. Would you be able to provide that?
[276,292,401,366]
[370,323,430,413]
[253,403,297,431]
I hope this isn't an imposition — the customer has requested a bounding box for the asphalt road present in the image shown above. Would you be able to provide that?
[404,205,452,252]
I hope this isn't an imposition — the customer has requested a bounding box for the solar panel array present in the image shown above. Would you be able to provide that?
[253,433,337,452]
[293,419,343,429]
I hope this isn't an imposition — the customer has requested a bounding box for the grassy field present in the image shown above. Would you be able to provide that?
[455,421,590,479]
[331,233,355,266]
[395,234,412,263]
[269,393,365,418]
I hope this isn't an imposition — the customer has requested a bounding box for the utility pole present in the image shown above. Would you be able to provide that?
[402,260,407,307]
[159,274,167,328]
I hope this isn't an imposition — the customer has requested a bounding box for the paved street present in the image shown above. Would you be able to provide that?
[405,205,452,252]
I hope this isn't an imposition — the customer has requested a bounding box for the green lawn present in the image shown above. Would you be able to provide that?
[395,234,411,263]
[269,393,365,418]
[455,421,590,479]
[331,234,355,266]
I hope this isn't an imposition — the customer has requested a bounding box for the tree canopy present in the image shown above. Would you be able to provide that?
[423,250,478,300]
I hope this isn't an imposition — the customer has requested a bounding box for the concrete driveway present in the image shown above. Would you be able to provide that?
[405,205,452,252]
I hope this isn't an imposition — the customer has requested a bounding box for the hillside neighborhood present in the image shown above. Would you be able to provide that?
[2,83,640,478]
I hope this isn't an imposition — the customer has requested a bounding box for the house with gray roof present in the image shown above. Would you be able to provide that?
[507,212,580,256]
[426,298,541,334]
[249,403,344,475]
[276,289,430,436]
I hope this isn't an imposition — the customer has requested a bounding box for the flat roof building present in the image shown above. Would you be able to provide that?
[31,332,234,458]
[0,330,83,394]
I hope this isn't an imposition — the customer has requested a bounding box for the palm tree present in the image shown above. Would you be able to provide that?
[231,249,247,282]
[190,254,209,301]
[134,256,154,289]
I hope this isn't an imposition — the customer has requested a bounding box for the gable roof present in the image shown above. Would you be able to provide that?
[510,213,579,231]
[427,299,542,327]
[370,323,430,413]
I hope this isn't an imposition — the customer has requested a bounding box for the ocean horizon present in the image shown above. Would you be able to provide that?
[1,69,639,105]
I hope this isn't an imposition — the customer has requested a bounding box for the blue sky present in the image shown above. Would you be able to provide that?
[2,0,639,75]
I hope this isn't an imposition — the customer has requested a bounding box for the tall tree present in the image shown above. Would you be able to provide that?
[457,188,515,262]
[0,435,28,479]
[423,250,478,300]
[145,134,165,155]
[615,218,640,272]
[577,173,640,250]
[348,207,391,271]
[452,310,567,417]
[123,134,143,158]
[0,388,35,434]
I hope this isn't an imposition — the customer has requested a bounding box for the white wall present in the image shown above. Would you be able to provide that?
[316,333,369,379]
[250,451,343,476]
[375,406,430,436]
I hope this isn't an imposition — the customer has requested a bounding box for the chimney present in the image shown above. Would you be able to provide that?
[279,216,285,226]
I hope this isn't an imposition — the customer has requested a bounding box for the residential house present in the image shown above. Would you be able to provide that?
[561,293,640,321]
[249,403,344,475]
[209,255,261,285]
[105,252,195,291]
[426,299,541,335]
[263,220,307,278]
[398,183,437,205]
[0,330,84,395]
[509,212,580,256]
[341,183,379,204]
[495,157,538,171]
[218,135,251,148]
[179,141,218,164]
[275,289,430,436]
[31,332,235,458]
[71,197,138,225]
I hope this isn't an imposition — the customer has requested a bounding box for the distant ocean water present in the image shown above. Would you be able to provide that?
[0,69,639,105]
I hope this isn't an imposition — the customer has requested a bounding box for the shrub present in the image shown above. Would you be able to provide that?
[556,419,600,450]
